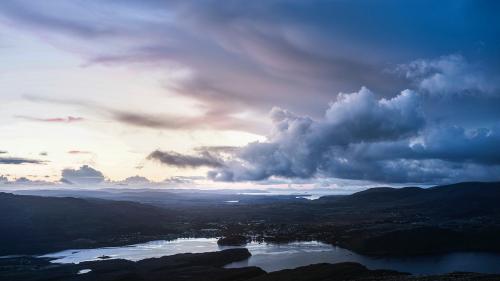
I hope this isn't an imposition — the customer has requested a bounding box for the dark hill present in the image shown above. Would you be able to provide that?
[314,182,500,254]
[318,181,500,217]
[0,193,180,255]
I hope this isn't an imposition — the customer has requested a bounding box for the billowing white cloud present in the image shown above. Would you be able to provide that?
[61,165,105,185]
[208,86,500,184]
[208,87,428,182]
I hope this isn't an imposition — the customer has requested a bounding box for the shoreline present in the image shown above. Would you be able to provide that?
[2,248,500,281]
[10,237,500,276]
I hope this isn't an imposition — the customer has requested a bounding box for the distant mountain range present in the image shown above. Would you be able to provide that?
[318,181,500,217]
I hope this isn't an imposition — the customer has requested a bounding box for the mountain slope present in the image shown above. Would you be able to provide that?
[0,193,179,255]
[314,182,500,254]
[318,181,500,217]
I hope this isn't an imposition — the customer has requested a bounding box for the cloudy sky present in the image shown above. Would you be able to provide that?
[1,0,499,188]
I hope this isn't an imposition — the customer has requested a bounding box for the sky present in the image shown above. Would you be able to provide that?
[1,0,500,189]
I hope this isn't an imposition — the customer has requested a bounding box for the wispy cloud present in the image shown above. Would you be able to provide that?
[147,150,223,168]
[0,157,46,165]
[15,115,84,123]
[67,150,92,154]
[193,146,240,154]
[23,95,267,134]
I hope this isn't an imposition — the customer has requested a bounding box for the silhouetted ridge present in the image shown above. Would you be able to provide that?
[318,182,500,215]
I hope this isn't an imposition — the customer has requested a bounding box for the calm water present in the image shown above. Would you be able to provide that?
[39,238,500,275]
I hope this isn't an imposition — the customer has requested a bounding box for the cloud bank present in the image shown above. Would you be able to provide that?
[142,54,500,184]
[118,176,151,186]
[205,55,500,184]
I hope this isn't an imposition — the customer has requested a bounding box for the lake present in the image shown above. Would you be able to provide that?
[39,238,500,275]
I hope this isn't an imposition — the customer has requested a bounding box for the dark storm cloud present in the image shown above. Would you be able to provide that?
[316,125,500,183]
[147,150,224,168]
[208,87,426,182]
[208,82,500,184]
[0,151,7,154]
[61,165,105,185]
[0,157,46,165]
[396,55,500,96]
[395,55,500,128]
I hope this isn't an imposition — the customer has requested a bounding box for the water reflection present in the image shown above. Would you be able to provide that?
[39,238,500,275]
[39,238,221,264]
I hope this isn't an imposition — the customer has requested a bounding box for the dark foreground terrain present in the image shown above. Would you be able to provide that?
[2,249,499,281]
[0,192,185,255]
[1,182,500,280]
